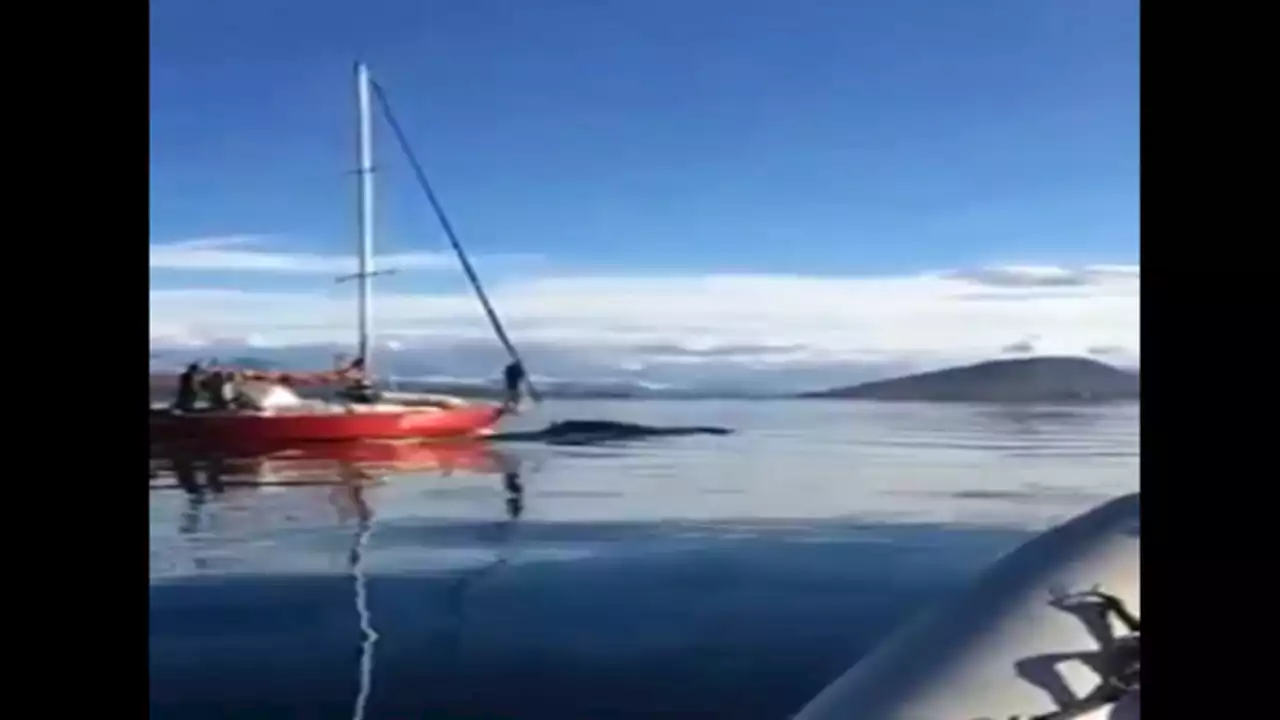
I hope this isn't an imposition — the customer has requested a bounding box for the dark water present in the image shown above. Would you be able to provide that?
[149,400,1139,719]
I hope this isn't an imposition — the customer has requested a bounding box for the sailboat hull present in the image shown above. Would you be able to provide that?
[150,404,505,448]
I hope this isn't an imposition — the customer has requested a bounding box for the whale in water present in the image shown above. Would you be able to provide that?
[488,419,732,445]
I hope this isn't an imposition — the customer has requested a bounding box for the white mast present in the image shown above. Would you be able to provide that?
[355,61,376,374]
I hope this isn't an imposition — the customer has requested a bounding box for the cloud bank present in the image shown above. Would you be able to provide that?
[150,240,1139,389]
[151,235,509,275]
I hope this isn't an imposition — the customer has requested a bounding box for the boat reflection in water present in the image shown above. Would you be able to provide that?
[152,438,506,483]
[150,438,525,523]
[150,438,527,720]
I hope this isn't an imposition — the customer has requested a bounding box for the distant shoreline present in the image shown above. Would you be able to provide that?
[150,356,1141,403]
[149,379,1138,404]
[796,356,1139,403]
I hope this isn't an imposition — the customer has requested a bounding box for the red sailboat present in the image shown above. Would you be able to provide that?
[151,63,526,448]
[150,354,507,447]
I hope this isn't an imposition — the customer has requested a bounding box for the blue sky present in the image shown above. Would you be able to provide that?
[150,0,1139,385]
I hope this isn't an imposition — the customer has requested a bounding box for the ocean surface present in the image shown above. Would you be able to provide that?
[149,400,1140,720]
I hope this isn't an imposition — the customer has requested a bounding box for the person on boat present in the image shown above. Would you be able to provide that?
[221,370,243,409]
[346,356,367,378]
[502,360,526,411]
[344,380,379,403]
[202,369,231,410]
[337,357,381,403]
[173,362,202,412]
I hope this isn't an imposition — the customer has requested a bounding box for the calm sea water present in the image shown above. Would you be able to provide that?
[149,400,1139,720]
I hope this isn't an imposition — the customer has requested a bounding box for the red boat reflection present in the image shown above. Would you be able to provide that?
[150,438,511,490]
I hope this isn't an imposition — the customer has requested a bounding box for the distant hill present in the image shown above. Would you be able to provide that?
[798,357,1140,403]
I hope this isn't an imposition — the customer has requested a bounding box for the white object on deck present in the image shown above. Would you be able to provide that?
[793,492,1140,720]
[235,381,308,411]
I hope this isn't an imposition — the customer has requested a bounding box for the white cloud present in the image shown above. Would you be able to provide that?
[150,263,1140,384]
[150,235,462,274]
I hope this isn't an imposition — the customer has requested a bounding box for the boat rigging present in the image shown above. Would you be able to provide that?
[368,78,540,404]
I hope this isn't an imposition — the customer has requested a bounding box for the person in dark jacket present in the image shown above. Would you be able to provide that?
[502,361,526,411]
[202,369,230,410]
[173,363,202,412]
